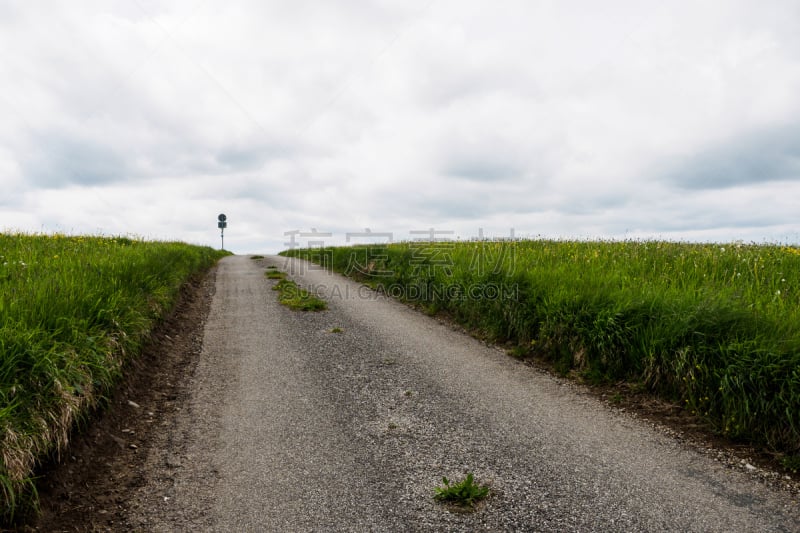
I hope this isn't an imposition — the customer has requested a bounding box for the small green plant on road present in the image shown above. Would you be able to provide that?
[434,473,490,509]
[265,270,286,280]
[273,279,327,311]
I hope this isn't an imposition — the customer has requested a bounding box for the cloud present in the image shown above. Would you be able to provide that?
[440,135,528,183]
[22,134,125,188]
[662,123,800,190]
[443,158,522,183]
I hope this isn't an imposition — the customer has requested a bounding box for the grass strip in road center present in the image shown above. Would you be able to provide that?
[270,276,327,311]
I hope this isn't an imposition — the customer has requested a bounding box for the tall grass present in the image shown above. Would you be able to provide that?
[0,233,227,520]
[283,240,800,456]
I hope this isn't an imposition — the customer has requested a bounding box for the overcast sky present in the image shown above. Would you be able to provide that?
[2,1,799,253]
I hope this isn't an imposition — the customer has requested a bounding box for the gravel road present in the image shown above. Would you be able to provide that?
[127,254,799,532]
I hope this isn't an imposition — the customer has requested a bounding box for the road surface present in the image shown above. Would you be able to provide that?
[127,254,799,531]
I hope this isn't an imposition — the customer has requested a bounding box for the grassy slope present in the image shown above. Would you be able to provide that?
[282,240,800,460]
[0,233,228,519]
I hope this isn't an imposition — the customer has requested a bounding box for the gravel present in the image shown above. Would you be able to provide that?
[126,255,800,532]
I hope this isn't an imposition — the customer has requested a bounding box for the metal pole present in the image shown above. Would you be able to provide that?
[221,229,224,250]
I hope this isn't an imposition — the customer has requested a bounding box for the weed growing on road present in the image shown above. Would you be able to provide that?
[250,255,265,260]
[272,279,327,311]
[265,270,287,280]
[434,473,490,509]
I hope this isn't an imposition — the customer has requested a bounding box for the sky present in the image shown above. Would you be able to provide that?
[2,0,800,254]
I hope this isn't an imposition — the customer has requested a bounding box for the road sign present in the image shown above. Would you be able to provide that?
[217,214,227,250]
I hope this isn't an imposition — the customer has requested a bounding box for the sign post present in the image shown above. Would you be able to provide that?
[217,213,227,250]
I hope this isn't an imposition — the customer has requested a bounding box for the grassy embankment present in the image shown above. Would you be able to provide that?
[282,240,800,464]
[0,233,228,520]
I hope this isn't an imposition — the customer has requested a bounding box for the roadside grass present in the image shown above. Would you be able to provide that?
[271,278,327,311]
[782,455,800,473]
[281,240,800,459]
[0,233,228,522]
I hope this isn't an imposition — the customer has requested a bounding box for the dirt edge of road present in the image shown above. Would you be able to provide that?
[16,266,217,532]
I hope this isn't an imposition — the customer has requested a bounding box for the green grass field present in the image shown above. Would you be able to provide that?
[282,240,800,462]
[0,233,227,520]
